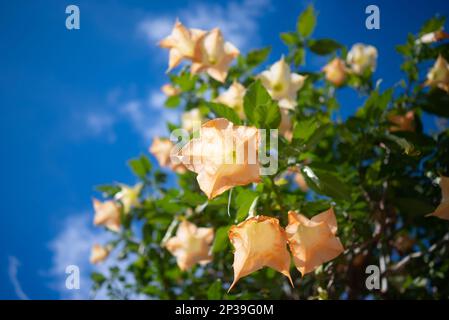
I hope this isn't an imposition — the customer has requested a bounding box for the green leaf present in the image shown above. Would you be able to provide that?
[418,89,449,118]
[309,39,342,55]
[172,72,197,91]
[236,189,258,221]
[301,166,352,201]
[207,102,242,125]
[243,80,281,128]
[253,100,282,129]
[305,123,331,150]
[280,32,298,46]
[207,279,223,300]
[91,272,106,286]
[297,5,316,38]
[244,80,271,123]
[246,47,271,68]
[164,95,180,108]
[420,16,446,35]
[212,226,230,253]
[128,155,152,178]
[293,118,318,141]
[95,184,121,197]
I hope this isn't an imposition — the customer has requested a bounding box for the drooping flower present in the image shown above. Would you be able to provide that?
[191,28,239,82]
[388,110,416,132]
[228,215,293,291]
[322,58,347,86]
[90,244,109,264]
[259,56,306,110]
[279,108,293,141]
[214,81,246,119]
[286,208,344,276]
[182,108,203,132]
[425,55,449,93]
[346,43,378,75]
[149,137,186,174]
[177,118,261,199]
[416,30,449,44]
[161,83,181,97]
[165,220,214,271]
[159,20,205,71]
[428,176,449,220]
[114,183,143,214]
[92,198,121,232]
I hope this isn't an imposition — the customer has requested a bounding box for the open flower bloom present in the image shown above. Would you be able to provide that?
[259,57,306,110]
[165,220,214,271]
[159,20,205,71]
[388,110,416,132]
[425,55,449,93]
[416,30,449,44]
[214,81,246,119]
[90,244,109,264]
[346,43,378,75]
[149,137,187,174]
[286,208,344,276]
[114,183,143,214]
[177,118,261,199]
[428,176,449,220]
[323,58,347,86]
[228,215,293,291]
[182,108,203,132]
[161,83,181,97]
[191,28,239,82]
[93,198,121,232]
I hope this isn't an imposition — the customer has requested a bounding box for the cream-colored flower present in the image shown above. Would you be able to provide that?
[90,244,109,264]
[259,57,306,110]
[346,43,378,75]
[182,108,203,132]
[388,110,416,132]
[165,220,214,271]
[92,198,121,232]
[228,215,293,291]
[114,183,143,214]
[416,30,449,44]
[161,84,181,97]
[425,55,449,92]
[177,118,261,199]
[279,108,293,141]
[286,208,344,276]
[215,82,246,119]
[428,176,449,220]
[159,20,205,71]
[191,28,240,83]
[149,137,187,174]
[323,58,347,86]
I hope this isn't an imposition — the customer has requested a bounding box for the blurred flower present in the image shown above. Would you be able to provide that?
[228,215,293,291]
[322,58,347,86]
[92,198,121,232]
[191,28,239,82]
[114,183,143,214]
[416,30,449,44]
[161,84,181,97]
[90,244,109,264]
[388,110,416,132]
[149,137,186,174]
[286,208,344,276]
[159,20,205,71]
[182,108,203,132]
[177,118,261,199]
[165,220,214,271]
[279,108,293,141]
[294,171,309,192]
[346,43,377,75]
[215,81,246,119]
[428,176,449,220]
[392,234,415,254]
[425,55,449,92]
[259,56,306,110]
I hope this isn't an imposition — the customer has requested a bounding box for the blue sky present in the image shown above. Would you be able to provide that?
[0,0,448,299]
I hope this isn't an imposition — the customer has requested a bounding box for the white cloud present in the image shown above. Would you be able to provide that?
[8,256,30,300]
[138,0,271,51]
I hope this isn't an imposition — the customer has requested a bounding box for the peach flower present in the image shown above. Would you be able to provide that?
[149,137,186,174]
[425,55,449,93]
[114,183,143,214]
[182,108,203,132]
[161,84,181,97]
[428,176,449,220]
[90,244,109,264]
[215,81,246,119]
[388,111,416,132]
[416,30,449,44]
[93,198,121,232]
[323,58,347,86]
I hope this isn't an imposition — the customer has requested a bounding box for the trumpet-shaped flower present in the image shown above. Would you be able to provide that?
[259,57,306,110]
[215,82,246,119]
[428,176,449,220]
[416,30,449,44]
[286,208,344,276]
[161,83,181,97]
[90,244,109,264]
[114,183,143,214]
[177,118,261,199]
[182,108,203,132]
[323,58,347,86]
[149,137,186,174]
[425,55,449,92]
[165,220,214,271]
[388,111,416,132]
[159,20,205,71]
[346,43,378,75]
[191,28,239,82]
[228,215,293,291]
[93,198,121,232]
